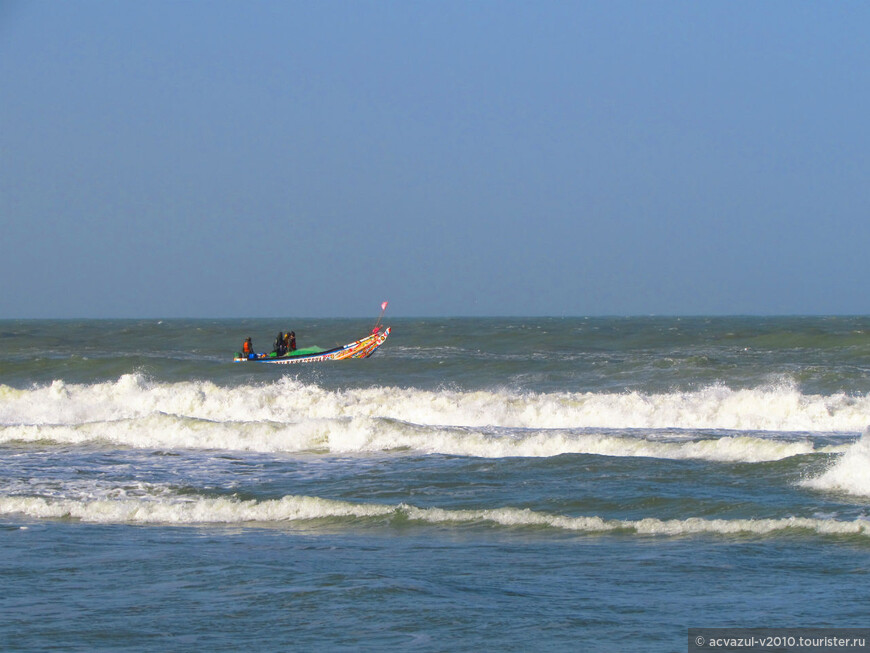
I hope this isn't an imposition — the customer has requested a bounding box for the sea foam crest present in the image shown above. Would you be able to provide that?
[2,494,868,539]
[1,374,865,462]
[2,374,869,434]
[803,427,870,497]
[0,415,831,462]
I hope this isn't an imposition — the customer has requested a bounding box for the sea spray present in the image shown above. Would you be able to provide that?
[2,374,868,433]
[804,427,870,497]
[0,414,835,461]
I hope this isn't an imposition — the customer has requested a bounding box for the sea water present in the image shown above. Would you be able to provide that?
[1,316,869,651]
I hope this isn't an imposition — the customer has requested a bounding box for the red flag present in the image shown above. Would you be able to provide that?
[381,301,388,311]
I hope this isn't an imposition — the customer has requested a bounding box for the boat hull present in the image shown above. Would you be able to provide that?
[233,327,390,364]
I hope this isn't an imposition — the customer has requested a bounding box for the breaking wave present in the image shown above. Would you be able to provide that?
[0,415,835,462]
[1,374,866,463]
[2,493,868,539]
[2,373,868,431]
[803,427,870,497]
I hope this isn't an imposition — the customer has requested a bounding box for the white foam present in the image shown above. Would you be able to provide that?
[1,477,176,502]
[804,427,870,497]
[403,506,870,537]
[3,374,868,433]
[2,493,867,538]
[0,374,866,461]
[0,494,394,525]
[0,415,824,462]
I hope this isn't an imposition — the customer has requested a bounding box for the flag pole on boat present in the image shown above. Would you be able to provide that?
[372,301,388,333]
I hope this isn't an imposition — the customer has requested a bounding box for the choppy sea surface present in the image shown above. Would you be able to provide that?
[1,316,869,651]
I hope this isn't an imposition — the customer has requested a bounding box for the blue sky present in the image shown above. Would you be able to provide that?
[2,1,868,318]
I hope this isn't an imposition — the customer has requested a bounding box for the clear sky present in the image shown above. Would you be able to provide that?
[2,1,868,318]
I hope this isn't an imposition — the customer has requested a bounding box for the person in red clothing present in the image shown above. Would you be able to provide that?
[242,337,254,358]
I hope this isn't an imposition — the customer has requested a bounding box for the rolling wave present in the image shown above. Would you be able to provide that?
[0,415,834,462]
[3,374,867,468]
[2,493,868,538]
[2,373,868,433]
[803,428,870,497]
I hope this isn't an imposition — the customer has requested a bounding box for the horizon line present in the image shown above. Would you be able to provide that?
[2,313,869,321]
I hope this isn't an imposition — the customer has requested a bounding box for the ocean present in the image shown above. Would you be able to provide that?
[1,316,869,651]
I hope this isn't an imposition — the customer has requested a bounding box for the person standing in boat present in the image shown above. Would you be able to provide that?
[284,331,296,352]
[274,332,287,357]
[242,337,255,359]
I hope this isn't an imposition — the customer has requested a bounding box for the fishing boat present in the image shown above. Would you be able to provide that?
[233,327,391,364]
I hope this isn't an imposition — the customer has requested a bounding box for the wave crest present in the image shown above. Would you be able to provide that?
[804,427,870,497]
[2,493,867,539]
[2,374,868,433]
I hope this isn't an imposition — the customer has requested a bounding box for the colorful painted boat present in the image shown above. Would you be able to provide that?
[233,327,391,364]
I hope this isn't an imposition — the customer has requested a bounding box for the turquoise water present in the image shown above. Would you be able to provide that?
[1,317,869,651]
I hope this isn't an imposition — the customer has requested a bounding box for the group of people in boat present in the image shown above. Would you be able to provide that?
[241,330,296,359]
[273,331,297,356]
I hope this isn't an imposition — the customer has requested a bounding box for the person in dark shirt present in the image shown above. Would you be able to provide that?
[274,332,287,357]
